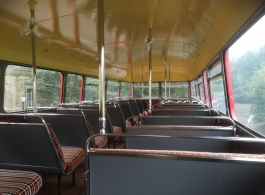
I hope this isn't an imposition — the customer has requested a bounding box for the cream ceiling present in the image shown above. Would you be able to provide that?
[0,0,263,82]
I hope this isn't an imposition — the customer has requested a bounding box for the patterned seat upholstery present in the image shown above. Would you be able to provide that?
[61,147,85,174]
[84,117,108,148]
[91,148,265,160]
[112,126,122,134]
[94,136,108,148]
[0,169,42,195]
[47,124,85,174]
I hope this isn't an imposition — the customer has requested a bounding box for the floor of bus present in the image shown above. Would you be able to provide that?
[38,140,124,195]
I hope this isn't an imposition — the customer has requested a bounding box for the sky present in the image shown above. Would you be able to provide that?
[229,15,265,59]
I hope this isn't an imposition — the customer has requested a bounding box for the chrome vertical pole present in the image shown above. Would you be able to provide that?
[168,66,171,97]
[142,71,144,97]
[98,0,105,134]
[148,21,152,110]
[130,65,134,98]
[164,58,167,99]
[28,0,37,113]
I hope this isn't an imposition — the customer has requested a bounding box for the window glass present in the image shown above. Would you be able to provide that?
[197,76,205,103]
[210,77,226,114]
[36,69,62,107]
[227,15,265,134]
[120,82,130,99]
[161,82,188,98]
[4,65,62,111]
[86,77,98,85]
[191,81,196,97]
[199,83,205,103]
[194,79,200,99]
[210,63,222,77]
[107,80,119,100]
[84,77,99,102]
[134,83,159,98]
[208,62,226,113]
[65,74,82,103]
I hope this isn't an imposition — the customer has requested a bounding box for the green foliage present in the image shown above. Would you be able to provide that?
[230,45,265,128]
[65,74,82,103]
[36,69,61,106]
[120,82,130,98]
[230,47,265,103]
[249,66,265,123]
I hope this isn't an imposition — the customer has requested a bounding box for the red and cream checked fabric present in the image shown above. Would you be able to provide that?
[90,148,265,160]
[47,124,85,174]
[61,147,85,174]
[118,104,126,124]
[46,123,67,170]
[148,109,152,115]
[94,136,108,149]
[133,117,139,126]
[84,117,108,148]
[112,126,122,134]
[0,169,42,195]
[126,121,132,127]
[106,113,122,134]
[143,110,149,116]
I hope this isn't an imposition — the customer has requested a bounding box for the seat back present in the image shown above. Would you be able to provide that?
[57,107,82,115]
[151,109,211,116]
[141,116,218,126]
[140,98,148,110]
[118,101,133,124]
[26,114,90,149]
[135,99,144,114]
[88,148,265,195]
[126,132,232,152]
[127,100,139,116]
[81,108,112,134]
[0,122,63,174]
[106,104,125,131]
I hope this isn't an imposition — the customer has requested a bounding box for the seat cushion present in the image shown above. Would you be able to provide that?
[61,147,85,174]
[0,169,42,195]
[46,123,67,170]
[112,126,122,134]
[94,136,108,148]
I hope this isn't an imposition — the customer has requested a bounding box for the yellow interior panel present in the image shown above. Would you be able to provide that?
[0,0,264,82]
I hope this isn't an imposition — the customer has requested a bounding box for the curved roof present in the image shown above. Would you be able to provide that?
[0,0,264,81]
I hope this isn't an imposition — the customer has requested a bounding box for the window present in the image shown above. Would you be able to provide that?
[194,80,200,99]
[65,74,82,103]
[197,76,205,103]
[36,69,62,107]
[134,83,159,98]
[4,65,62,111]
[120,81,130,99]
[191,81,196,97]
[84,77,99,102]
[226,15,265,135]
[208,62,226,114]
[162,82,189,98]
[107,80,119,100]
